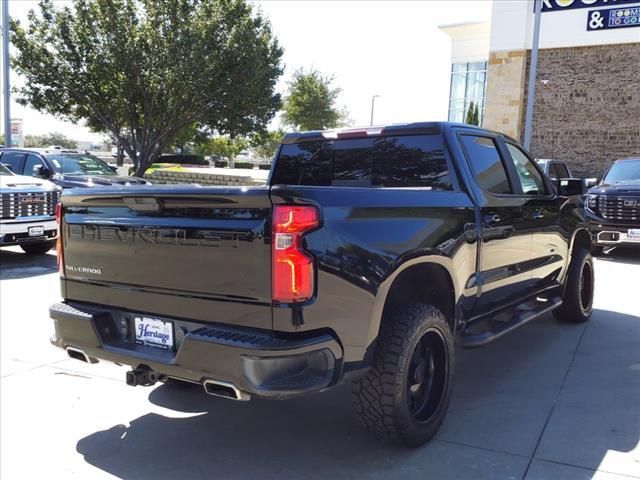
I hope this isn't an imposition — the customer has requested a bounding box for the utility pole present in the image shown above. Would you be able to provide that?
[523,0,542,150]
[2,0,10,146]
[1,0,10,146]
[370,95,379,126]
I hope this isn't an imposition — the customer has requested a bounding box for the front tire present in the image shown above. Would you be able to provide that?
[20,240,55,255]
[553,248,594,323]
[353,303,455,447]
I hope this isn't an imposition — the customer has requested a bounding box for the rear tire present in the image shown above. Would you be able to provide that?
[353,303,455,447]
[20,240,55,255]
[553,248,594,323]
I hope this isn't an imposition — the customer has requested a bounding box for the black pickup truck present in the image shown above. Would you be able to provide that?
[50,122,594,447]
[586,157,640,254]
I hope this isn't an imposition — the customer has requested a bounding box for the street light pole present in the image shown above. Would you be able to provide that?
[2,0,10,146]
[523,0,543,150]
[370,95,379,126]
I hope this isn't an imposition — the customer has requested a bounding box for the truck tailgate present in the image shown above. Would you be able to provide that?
[59,186,273,329]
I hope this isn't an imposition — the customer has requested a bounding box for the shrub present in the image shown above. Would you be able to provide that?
[234,162,254,169]
[214,160,229,168]
[258,164,272,170]
[158,154,207,165]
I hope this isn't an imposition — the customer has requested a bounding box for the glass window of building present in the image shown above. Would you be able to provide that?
[448,61,487,124]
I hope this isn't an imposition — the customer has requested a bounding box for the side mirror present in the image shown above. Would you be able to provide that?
[109,166,117,173]
[33,164,51,179]
[556,178,584,196]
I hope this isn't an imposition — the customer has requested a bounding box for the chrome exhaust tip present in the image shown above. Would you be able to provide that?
[65,346,97,364]
[203,379,250,401]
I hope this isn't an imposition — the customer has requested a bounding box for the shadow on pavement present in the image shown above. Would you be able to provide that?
[0,249,57,279]
[594,247,640,265]
[75,310,639,480]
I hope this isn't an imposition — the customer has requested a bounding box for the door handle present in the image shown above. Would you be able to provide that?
[531,209,544,219]
[483,213,501,225]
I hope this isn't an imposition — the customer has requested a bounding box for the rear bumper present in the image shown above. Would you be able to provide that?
[0,218,57,246]
[50,301,344,399]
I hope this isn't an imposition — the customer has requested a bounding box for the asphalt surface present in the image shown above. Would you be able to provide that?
[0,246,639,480]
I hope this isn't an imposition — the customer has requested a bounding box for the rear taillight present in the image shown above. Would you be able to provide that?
[272,205,319,303]
[55,202,63,276]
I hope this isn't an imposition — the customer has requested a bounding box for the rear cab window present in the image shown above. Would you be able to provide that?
[271,134,452,190]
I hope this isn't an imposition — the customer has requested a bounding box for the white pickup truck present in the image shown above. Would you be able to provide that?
[0,162,61,254]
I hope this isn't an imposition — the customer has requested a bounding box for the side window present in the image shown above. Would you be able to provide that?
[505,143,546,195]
[24,154,44,177]
[0,152,26,174]
[555,162,570,179]
[460,135,511,194]
[548,163,561,180]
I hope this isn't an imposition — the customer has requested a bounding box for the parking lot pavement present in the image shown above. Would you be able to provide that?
[1,247,639,480]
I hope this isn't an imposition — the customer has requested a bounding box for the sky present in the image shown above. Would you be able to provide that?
[1,0,492,144]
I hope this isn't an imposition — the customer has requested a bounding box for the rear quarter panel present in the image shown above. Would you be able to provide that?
[270,186,478,364]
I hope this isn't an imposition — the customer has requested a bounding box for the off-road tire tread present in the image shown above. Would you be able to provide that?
[352,303,454,446]
[553,247,593,323]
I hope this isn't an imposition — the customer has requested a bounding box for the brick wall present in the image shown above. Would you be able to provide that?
[144,170,265,186]
[522,43,640,177]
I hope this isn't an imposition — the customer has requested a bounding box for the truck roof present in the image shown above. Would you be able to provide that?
[281,121,512,145]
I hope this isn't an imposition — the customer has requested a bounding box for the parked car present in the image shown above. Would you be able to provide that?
[585,157,640,254]
[536,158,597,187]
[0,162,61,254]
[50,121,594,447]
[0,148,149,188]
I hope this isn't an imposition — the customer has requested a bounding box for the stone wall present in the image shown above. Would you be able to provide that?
[483,49,528,140]
[522,43,640,177]
[144,169,265,186]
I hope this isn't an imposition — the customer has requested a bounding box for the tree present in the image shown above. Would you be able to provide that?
[465,102,480,126]
[10,0,283,176]
[200,135,249,167]
[24,132,77,149]
[250,129,284,162]
[281,68,347,131]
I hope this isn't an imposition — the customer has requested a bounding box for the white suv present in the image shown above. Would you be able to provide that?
[0,162,62,254]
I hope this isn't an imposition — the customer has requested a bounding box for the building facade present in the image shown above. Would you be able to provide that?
[440,22,490,125]
[442,0,640,176]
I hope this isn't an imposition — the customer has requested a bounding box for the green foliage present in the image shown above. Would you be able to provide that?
[234,161,254,169]
[214,160,229,168]
[157,154,207,165]
[465,102,480,126]
[10,0,283,176]
[281,68,347,131]
[200,136,249,159]
[258,164,272,170]
[250,129,284,160]
[24,132,78,149]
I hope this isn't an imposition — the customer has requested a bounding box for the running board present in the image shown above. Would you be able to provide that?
[461,296,562,348]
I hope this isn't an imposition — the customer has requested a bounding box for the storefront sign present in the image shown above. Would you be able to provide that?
[539,0,640,13]
[587,5,640,29]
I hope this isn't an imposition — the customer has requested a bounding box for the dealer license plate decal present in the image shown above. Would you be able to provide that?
[134,317,174,350]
